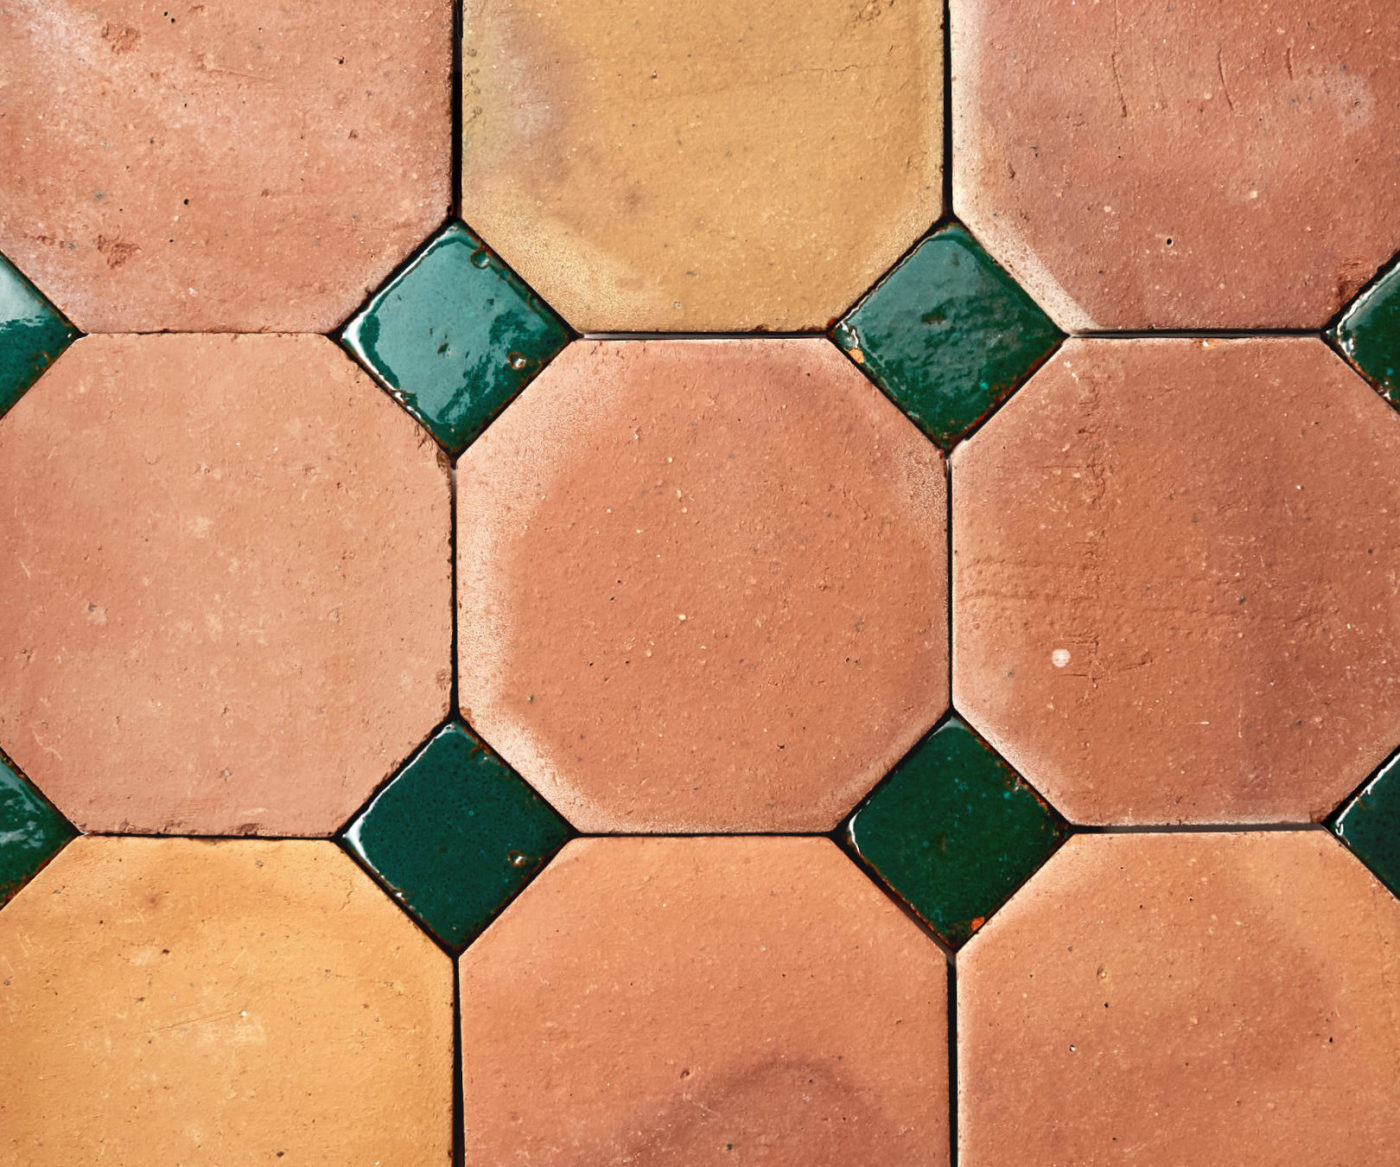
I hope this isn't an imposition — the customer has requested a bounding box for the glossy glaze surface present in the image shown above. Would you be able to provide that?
[834,225,1062,447]
[1333,260,1400,405]
[1332,751,1400,897]
[0,253,76,419]
[342,222,571,453]
[0,752,74,906]
[846,716,1066,946]
[344,722,569,948]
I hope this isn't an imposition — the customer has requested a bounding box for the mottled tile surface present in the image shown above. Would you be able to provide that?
[460,0,942,331]
[458,339,948,832]
[1333,257,1400,404]
[959,832,1400,1165]
[0,838,453,1164]
[0,335,451,835]
[952,0,1400,329]
[0,752,74,906]
[954,338,1400,824]
[0,0,451,332]
[460,837,949,1166]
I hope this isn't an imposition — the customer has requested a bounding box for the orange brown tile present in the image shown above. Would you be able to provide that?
[457,338,949,832]
[459,836,949,1165]
[0,334,451,835]
[958,831,1400,1165]
[953,337,1400,824]
[0,837,453,1164]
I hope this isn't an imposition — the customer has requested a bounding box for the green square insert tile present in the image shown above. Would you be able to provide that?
[1331,750,1400,899]
[0,251,78,421]
[341,223,571,453]
[0,751,76,907]
[343,723,570,948]
[845,716,1068,947]
[833,224,1063,448]
[1331,258,1400,406]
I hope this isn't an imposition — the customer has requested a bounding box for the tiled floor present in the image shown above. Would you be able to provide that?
[2,1,1399,1163]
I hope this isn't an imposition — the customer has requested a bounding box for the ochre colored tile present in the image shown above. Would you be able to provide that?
[460,836,949,1165]
[951,0,1400,330]
[341,222,571,454]
[457,339,949,832]
[1332,750,1400,898]
[958,831,1400,1165]
[0,335,450,835]
[0,837,453,1165]
[343,722,570,948]
[0,0,451,332]
[0,251,77,420]
[953,338,1400,824]
[1332,256,1400,405]
[0,751,74,906]
[460,0,942,331]
[846,716,1067,947]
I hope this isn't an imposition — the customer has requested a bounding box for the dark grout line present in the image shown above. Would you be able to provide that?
[579,330,827,342]
[451,0,464,219]
[453,960,465,1167]
[1072,821,1327,835]
[942,0,954,215]
[448,459,460,716]
[946,958,959,1167]
[1072,328,1322,340]
[945,456,954,702]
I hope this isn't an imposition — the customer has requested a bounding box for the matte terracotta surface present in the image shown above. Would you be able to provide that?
[457,339,948,832]
[459,836,949,1166]
[953,338,1400,824]
[0,0,451,332]
[461,0,942,332]
[958,831,1400,1166]
[951,0,1400,330]
[0,334,451,835]
[0,837,453,1165]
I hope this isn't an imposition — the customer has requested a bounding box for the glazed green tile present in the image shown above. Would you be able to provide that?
[833,224,1062,448]
[341,222,571,453]
[845,716,1067,947]
[1331,751,1400,899]
[0,752,76,907]
[343,723,570,948]
[1332,260,1400,405]
[0,252,78,421]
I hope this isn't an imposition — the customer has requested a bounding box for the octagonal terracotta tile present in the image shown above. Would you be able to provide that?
[953,338,1400,824]
[457,339,948,832]
[459,836,949,1165]
[0,0,451,332]
[951,0,1400,330]
[959,831,1400,1165]
[0,837,453,1165]
[460,0,942,331]
[0,334,451,835]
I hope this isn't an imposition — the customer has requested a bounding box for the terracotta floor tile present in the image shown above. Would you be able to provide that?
[0,334,450,835]
[460,0,942,332]
[459,836,949,1166]
[457,339,949,832]
[951,0,1400,330]
[953,337,1400,824]
[958,831,1400,1165]
[0,837,453,1164]
[0,0,451,333]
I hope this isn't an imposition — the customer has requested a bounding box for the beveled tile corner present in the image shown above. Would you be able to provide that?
[0,750,75,907]
[1332,749,1400,898]
[0,837,453,1164]
[0,334,451,835]
[846,716,1067,946]
[343,721,570,948]
[953,337,1400,824]
[459,837,949,1165]
[952,0,1400,330]
[457,338,949,832]
[958,831,1400,1165]
[1332,255,1400,406]
[834,223,1063,448]
[460,0,943,331]
[342,222,571,453]
[0,251,77,420]
[0,0,452,332]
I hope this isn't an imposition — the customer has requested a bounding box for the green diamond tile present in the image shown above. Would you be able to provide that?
[0,252,78,421]
[1331,750,1400,899]
[845,716,1068,947]
[343,723,570,948]
[1332,259,1400,406]
[341,222,571,454]
[0,751,76,907]
[833,223,1063,448]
